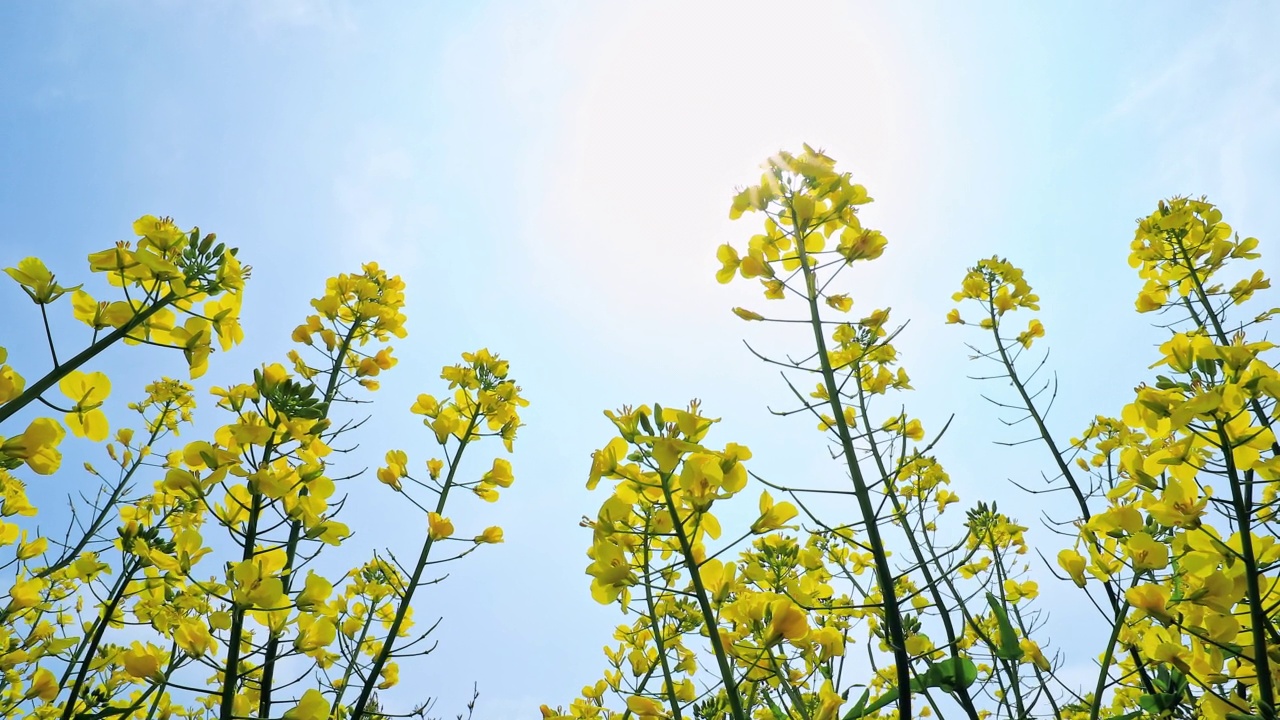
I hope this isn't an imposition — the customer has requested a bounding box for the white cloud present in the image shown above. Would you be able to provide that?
[245,0,357,34]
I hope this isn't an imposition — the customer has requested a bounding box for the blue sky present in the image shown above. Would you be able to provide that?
[1,2,1278,717]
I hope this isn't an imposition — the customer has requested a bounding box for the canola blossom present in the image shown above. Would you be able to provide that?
[0,152,1275,720]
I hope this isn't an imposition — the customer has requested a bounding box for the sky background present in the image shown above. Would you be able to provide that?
[1,2,1278,717]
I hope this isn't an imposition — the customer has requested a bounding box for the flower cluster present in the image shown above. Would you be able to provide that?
[952,197,1278,720]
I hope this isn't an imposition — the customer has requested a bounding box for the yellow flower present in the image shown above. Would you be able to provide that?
[1125,532,1169,571]
[739,254,773,279]
[625,695,667,719]
[475,526,504,544]
[24,667,58,702]
[5,257,74,303]
[958,557,991,579]
[1,418,65,475]
[7,576,44,610]
[586,539,635,605]
[762,279,785,299]
[378,449,408,492]
[1126,584,1172,623]
[293,614,337,654]
[814,680,845,720]
[588,437,630,491]
[1057,549,1087,587]
[482,457,514,488]
[1003,579,1038,602]
[905,633,934,656]
[1146,475,1208,529]
[750,491,798,534]
[284,689,331,720]
[1020,638,1050,671]
[295,571,333,612]
[133,214,187,251]
[16,532,46,561]
[838,227,887,262]
[825,294,853,312]
[1016,318,1045,348]
[427,512,453,541]
[59,370,111,442]
[122,641,166,680]
[87,243,138,276]
[174,618,213,657]
[71,289,112,329]
[763,596,809,645]
[715,244,741,284]
[230,552,287,609]
[169,316,212,378]
[204,294,244,351]
[0,350,24,405]
[378,662,399,690]
[1087,504,1143,536]
[732,307,765,321]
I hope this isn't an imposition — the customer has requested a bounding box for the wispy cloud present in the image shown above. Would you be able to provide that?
[330,131,434,270]
[244,0,357,34]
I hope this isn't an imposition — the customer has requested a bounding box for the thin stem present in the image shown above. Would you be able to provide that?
[791,198,912,720]
[348,412,481,720]
[1089,598,1131,720]
[260,319,360,716]
[855,376,981,720]
[60,557,143,720]
[39,304,60,367]
[219,439,276,720]
[1219,420,1276,719]
[657,467,748,720]
[640,514,684,720]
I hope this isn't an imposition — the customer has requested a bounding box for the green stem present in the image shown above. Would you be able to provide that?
[39,303,59,367]
[260,320,360,716]
[60,557,142,720]
[1171,234,1279,460]
[657,463,747,720]
[984,298,1158,698]
[0,292,176,426]
[330,594,381,712]
[855,376,981,720]
[987,542,1028,720]
[1089,598,1131,720]
[219,439,276,720]
[640,514,684,720]
[39,420,167,579]
[348,412,481,720]
[791,201,911,720]
[1219,420,1276,720]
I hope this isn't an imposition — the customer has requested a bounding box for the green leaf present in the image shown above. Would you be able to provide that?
[842,688,871,720]
[843,688,898,720]
[925,657,978,693]
[764,692,787,720]
[986,592,1024,661]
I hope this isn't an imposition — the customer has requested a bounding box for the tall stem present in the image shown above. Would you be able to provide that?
[219,439,276,720]
[60,558,142,720]
[348,413,480,720]
[657,467,747,720]
[792,205,911,720]
[1219,421,1276,719]
[260,321,360,716]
